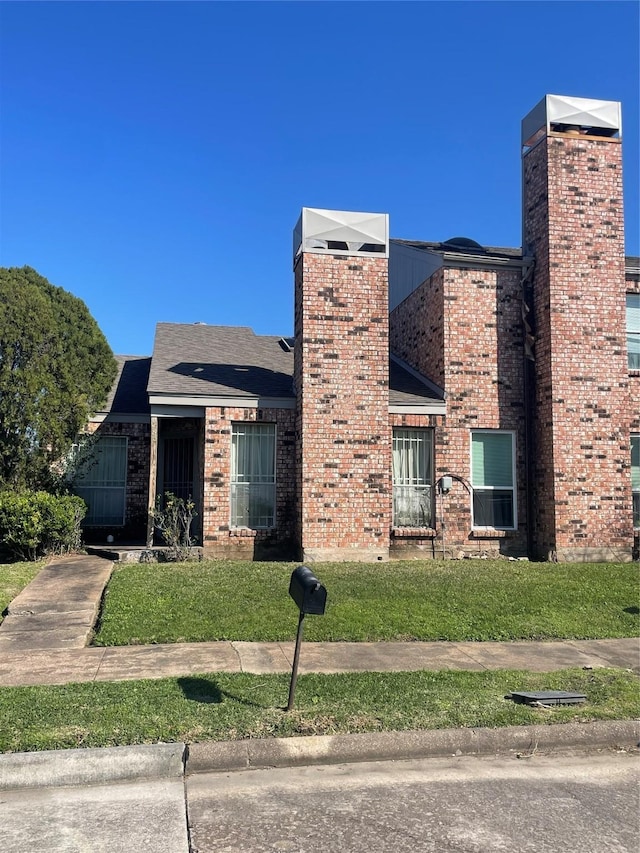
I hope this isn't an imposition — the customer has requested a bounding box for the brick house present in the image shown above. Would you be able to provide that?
[77,94,639,562]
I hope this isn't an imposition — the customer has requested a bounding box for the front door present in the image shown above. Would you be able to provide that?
[158,432,201,544]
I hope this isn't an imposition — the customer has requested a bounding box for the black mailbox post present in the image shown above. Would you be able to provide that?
[287,566,327,711]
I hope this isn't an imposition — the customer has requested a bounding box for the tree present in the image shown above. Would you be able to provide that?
[0,266,118,490]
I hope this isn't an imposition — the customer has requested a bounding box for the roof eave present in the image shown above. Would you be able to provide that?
[148,393,296,411]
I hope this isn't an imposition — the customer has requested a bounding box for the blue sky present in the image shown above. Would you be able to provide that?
[1,1,638,356]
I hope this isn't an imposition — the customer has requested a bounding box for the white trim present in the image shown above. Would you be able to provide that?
[150,404,206,418]
[90,413,150,424]
[389,405,446,416]
[148,394,295,410]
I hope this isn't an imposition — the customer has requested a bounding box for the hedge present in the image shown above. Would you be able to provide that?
[0,491,86,561]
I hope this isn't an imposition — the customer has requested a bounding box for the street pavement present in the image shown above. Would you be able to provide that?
[2,748,638,852]
[186,750,640,853]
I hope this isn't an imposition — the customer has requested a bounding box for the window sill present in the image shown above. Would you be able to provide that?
[470,528,515,539]
[229,527,258,538]
[392,527,436,538]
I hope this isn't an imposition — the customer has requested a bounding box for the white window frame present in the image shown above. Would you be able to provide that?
[230,423,276,529]
[470,430,517,530]
[73,436,128,526]
[632,434,639,530]
[627,293,640,371]
[392,428,434,528]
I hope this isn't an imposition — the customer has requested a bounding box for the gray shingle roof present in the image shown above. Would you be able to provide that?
[147,323,295,398]
[146,322,442,406]
[103,356,151,414]
[391,238,523,260]
[389,358,443,405]
[393,239,639,270]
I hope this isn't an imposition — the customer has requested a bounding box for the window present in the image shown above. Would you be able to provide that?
[471,431,516,529]
[73,436,127,526]
[628,294,640,370]
[632,435,639,529]
[231,423,276,528]
[392,428,434,527]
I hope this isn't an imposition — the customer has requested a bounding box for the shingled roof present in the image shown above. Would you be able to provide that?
[143,322,442,407]
[389,356,443,405]
[101,355,151,415]
[391,238,523,260]
[147,323,295,399]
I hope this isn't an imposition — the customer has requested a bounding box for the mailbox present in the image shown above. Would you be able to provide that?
[288,566,327,616]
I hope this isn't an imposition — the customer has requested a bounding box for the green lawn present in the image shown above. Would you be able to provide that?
[0,667,637,753]
[94,559,640,645]
[0,562,42,623]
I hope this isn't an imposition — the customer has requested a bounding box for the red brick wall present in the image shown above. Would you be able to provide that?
[389,264,528,557]
[389,266,445,389]
[201,406,296,559]
[523,133,633,560]
[294,252,392,560]
[626,272,639,556]
[628,272,640,438]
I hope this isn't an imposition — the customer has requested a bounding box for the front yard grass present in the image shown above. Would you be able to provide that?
[0,667,637,753]
[94,559,640,645]
[0,562,42,624]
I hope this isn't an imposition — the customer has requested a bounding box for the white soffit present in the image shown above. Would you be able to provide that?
[522,94,621,146]
[294,207,389,259]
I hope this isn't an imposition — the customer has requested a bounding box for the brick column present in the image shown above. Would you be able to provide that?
[294,234,391,561]
[523,103,632,561]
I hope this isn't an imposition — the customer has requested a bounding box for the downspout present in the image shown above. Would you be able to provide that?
[521,259,536,560]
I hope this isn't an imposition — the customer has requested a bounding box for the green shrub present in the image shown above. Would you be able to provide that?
[0,491,86,561]
[151,492,196,561]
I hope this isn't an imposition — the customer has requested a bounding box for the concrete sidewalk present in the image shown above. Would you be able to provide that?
[0,636,638,687]
[0,553,638,687]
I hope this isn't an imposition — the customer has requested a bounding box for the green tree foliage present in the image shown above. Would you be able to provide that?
[0,266,117,489]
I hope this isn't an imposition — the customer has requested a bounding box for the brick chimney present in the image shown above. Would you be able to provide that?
[522,95,633,561]
[293,208,392,561]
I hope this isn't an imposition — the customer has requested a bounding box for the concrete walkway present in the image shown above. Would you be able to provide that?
[0,554,113,652]
[0,554,638,687]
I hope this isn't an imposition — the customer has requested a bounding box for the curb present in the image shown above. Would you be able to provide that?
[1,721,637,791]
[185,720,640,774]
[0,742,185,791]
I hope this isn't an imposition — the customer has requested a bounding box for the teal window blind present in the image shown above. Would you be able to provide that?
[471,431,515,529]
[471,432,514,488]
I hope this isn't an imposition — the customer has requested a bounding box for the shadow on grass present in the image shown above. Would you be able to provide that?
[623,606,639,615]
[178,677,223,704]
[177,676,267,709]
